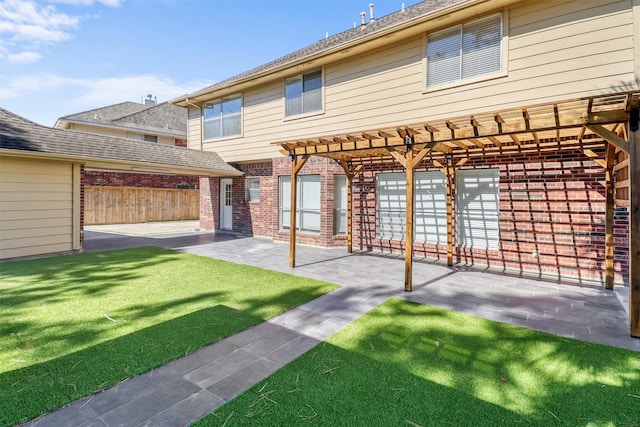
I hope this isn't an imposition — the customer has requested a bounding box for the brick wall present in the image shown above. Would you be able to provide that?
[84,171,198,189]
[352,149,629,284]
[271,156,346,247]
[196,151,629,284]
[199,177,219,230]
[235,162,274,237]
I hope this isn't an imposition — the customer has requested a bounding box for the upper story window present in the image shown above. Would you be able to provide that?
[203,95,242,140]
[128,132,158,143]
[426,14,502,88]
[285,70,322,117]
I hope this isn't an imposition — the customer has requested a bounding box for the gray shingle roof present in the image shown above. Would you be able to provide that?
[58,101,187,136]
[0,108,240,176]
[185,0,464,99]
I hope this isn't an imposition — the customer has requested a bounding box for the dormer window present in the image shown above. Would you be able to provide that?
[285,70,322,117]
[426,14,503,88]
[203,95,242,140]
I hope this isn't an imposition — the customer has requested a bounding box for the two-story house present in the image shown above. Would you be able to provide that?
[172,0,639,334]
[56,97,201,223]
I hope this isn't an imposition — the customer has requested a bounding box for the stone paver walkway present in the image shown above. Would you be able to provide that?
[24,226,638,426]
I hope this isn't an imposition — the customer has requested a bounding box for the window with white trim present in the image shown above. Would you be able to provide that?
[279,175,321,232]
[333,175,347,235]
[203,95,242,139]
[246,178,260,202]
[427,14,502,88]
[128,132,157,143]
[376,171,447,243]
[285,70,322,117]
[455,168,500,250]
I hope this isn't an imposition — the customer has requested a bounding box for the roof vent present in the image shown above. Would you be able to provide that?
[369,3,375,22]
[360,11,366,27]
[143,94,157,106]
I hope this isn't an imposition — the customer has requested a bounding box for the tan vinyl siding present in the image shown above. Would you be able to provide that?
[187,106,202,150]
[0,157,73,259]
[194,0,637,163]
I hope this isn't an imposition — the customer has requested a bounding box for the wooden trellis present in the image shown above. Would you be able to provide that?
[274,91,640,337]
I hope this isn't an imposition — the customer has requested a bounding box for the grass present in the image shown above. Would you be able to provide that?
[199,298,640,426]
[0,247,339,426]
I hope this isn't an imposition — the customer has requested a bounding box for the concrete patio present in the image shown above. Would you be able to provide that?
[24,222,639,426]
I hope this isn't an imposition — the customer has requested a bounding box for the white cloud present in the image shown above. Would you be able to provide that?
[0,72,213,124]
[50,0,122,6]
[0,0,119,64]
[7,50,41,63]
[71,74,211,106]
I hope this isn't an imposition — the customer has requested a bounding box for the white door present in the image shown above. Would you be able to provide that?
[220,178,233,230]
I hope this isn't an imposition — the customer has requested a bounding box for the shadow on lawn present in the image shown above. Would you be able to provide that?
[0,247,336,426]
[206,299,640,426]
[0,305,262,426]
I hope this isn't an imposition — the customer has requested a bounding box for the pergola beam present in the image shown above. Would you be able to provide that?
[587,124,631,153]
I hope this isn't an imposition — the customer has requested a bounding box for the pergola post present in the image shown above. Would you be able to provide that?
[289,153,310,268]
[629,108,639,337]
[388,139,434,291]
[433,157,468,266]
[405,162,415,291]
[605,143,616,290]
[338,161,363,253]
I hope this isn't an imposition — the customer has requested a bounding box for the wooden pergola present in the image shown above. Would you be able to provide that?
[273,91,640,337]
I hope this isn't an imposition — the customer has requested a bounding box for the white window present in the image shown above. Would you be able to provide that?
[427,14,502,88]
[279,175,321,232]
[128,132,157,143]
[455,168,500,250]
[203,95,242,139]
[376,171,447,244]
[333,175,348,235]
[246,178,260,202]
[285,70,322,117]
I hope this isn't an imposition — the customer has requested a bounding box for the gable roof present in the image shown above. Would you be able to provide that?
[0,108,241,177]
[56,101,187,137]
[176,0,467,103]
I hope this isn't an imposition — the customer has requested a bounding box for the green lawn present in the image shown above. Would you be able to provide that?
[0,247,339,426]
[199,298,640,426]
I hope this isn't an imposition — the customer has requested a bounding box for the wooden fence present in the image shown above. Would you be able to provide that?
[84,186,199,225]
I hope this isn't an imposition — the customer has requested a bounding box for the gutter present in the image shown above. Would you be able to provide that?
[56,118,186,139]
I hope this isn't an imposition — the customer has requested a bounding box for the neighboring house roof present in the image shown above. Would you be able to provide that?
[56,101,187,138]
[0,108,241,177]
[178,0,465,102]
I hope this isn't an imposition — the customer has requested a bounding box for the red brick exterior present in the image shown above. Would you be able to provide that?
[199,176,219,230]
[198,153,629,284]
[84,171,198,189]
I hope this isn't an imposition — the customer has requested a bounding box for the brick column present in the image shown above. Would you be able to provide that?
[199,177,219,230]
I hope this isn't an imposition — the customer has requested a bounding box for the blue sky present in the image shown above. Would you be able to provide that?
[0,0,420,126]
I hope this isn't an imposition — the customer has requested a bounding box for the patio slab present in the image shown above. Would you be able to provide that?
[23,225,639,426]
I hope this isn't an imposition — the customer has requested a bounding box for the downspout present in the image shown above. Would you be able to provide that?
[184,98,203,151]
